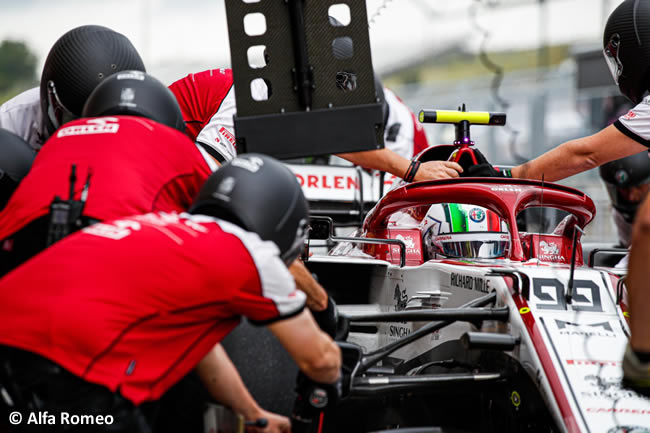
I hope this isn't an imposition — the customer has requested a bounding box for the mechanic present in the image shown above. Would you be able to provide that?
[598,151,650,250]
[0,25,146,149]
[168,30,461,183]
[0,154,341,433]
[466,0,650,396]
[0,128,35,210]
[0,71,213,276]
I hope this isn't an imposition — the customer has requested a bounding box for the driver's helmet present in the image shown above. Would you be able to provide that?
[422,203,510,260]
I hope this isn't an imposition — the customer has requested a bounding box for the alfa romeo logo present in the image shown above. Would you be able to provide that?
[469,207,485,223]
[615,169,629,185]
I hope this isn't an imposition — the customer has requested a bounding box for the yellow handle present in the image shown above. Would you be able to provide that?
[419,110,506,126]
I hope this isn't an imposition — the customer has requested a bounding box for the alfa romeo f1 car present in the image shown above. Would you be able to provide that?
[299,110,649,433]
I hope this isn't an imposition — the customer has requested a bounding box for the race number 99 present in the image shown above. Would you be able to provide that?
[532,278,602,312]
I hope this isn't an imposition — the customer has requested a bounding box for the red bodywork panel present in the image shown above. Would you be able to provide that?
[361,178,596,266]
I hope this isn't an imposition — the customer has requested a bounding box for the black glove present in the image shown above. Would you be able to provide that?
[311,296,338,339]
[462,149,512,178]
[294,373,343,413]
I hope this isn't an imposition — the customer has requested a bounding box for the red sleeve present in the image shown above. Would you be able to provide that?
[215,221,306,324]
[168,69,234,142]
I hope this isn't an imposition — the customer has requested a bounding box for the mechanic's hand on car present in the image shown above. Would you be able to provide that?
[289,259,328,312]
[246,409,291,433]
[310,296,338,338]
[413,160,463,181]
[462,149,512,178]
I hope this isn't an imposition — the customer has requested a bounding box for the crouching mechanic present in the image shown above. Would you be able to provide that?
[0,154,341,433]
[0,71,214,277]
[463,0,650,395]
[0,25,146,149]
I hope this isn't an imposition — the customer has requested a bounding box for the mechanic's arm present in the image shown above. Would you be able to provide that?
[268,309,341,384]
[337,148,462,181]
[196,344,290,433]
[288,259,328,311]
[511,125,647,181]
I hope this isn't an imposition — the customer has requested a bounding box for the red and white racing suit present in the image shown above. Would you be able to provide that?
[0,211,305,405]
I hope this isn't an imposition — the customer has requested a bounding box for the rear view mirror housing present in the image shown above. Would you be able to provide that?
[309,216,334,241]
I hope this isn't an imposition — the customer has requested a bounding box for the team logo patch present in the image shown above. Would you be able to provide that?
[615,169,629,184]
[623,110,637,120]
[116,71,145,81]
[469,207,485,223]
[231,156,264,173]
[540,240,559,255]
[57,118,119,137]
[219,127,237,149]
[218,176,236,196]
[395,234,415,249]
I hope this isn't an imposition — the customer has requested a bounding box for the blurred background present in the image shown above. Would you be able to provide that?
[0,0,628,242]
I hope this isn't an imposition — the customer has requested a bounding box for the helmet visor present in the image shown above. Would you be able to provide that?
[46,81,77,131]
[434,232,510,259]
[603,33,624,85]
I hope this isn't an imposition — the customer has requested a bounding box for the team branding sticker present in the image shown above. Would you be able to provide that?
[116,71,145,81]
[615,169,629,184]
[121,88,135,103]
[540,241,559,255]
[395,234,415,249]
[231,156,264,173]
[469,207,485,223]
[218,127,236,148]
[57,118,119,137]
[218,177,236,196]
[490,187,521,192]
[623,110,637,120]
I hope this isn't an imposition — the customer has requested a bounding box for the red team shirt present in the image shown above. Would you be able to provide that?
[169,69,239,162]
[0,116,215,242]
[0,212,305,405]
[169,69,429,162]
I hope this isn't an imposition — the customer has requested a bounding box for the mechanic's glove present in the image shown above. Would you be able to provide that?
[294,373,343,413]
[464,164,512,178]
[311,297,338,339]
[462,149,512,178]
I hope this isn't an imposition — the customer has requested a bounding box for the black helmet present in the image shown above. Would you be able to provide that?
[0,129,35,210]
[40,25,146,136]
[189,154,309,265]
[599,151,650,222]
[82,71,185,133]
[603,0,650,104]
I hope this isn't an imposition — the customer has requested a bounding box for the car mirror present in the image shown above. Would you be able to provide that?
[309,216,334,240]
